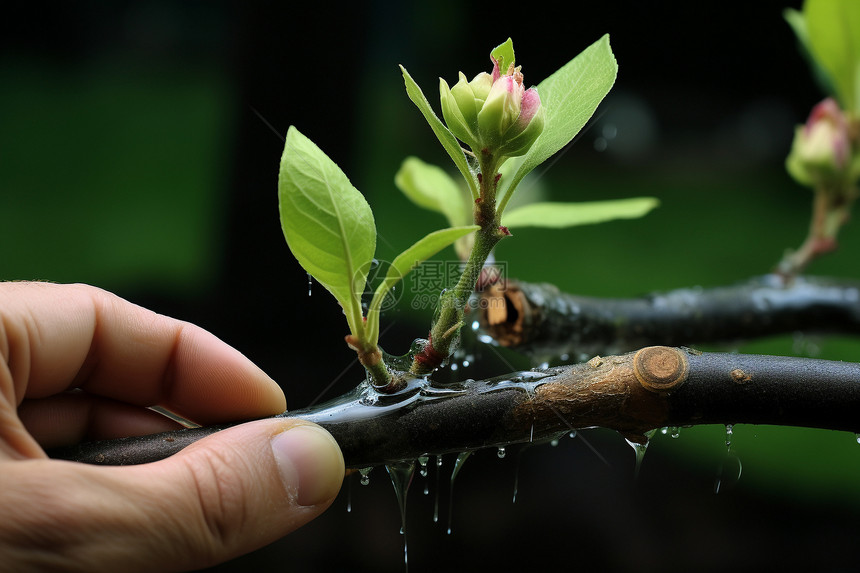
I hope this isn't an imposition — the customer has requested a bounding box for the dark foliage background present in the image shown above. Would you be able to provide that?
[2,1,859,571]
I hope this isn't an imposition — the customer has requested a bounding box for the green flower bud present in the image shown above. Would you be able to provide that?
[440,76,478,148]
[496,86,545,158]
[440,54,544,159]
[469,72,493,101]
[786,97,853,188]
[477,72,524,150]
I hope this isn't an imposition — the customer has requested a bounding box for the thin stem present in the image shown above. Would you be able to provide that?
[411,151,507,374]
[345,334,394,390]
[778,187,853,276]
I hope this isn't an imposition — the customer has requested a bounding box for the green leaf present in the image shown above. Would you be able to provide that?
[784,8,837,99]
[491,38,515,72]
[785,8,810,52]
[400,65,479,200]
[804,0,860,111]
[394,157,469,227]
[278,126,376,339]
[366,225,478,345]
[501,198,659,229]
[497,34,618,214]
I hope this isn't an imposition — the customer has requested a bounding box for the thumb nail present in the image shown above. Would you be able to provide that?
[271,424,344,507]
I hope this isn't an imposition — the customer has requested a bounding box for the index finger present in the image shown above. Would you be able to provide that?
[1,282,286,425]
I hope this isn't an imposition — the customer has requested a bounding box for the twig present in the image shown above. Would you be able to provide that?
[476,274,860,359]
[49,347,860,468]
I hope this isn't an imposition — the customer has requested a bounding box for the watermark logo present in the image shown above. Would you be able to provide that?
[354,260,508,312]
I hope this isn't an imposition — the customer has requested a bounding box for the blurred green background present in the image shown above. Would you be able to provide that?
[2,1,859,571]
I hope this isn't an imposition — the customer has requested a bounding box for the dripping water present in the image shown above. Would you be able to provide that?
[346,473,353,513]
[624,430,656,480]
[512,445,531,503]
[307,273,313,296]
[448,452,471,535]
[359,467,372,486]
[418,455,429,495]
[497,447,506,459]
[715,424,743,494]
[386,461,415,572]
[433,455,442,523]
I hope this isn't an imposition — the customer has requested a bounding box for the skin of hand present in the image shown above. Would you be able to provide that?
[0,282,344,571]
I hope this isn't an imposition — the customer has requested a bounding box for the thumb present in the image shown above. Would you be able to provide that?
[0,419,344,572]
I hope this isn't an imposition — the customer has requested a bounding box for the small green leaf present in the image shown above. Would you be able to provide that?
[400,65,479,200]
[501,198,659,229]
[785,8,837,99]
[497,35,618,214]
[278,126,376,339]
[491,38,515,72]
[394,157,469,227]
[805,0,860,111]
[366,225,479,345]
[785,8,811,52]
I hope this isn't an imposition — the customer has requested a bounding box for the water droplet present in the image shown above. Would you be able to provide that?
[660,427,668,435]
[537,361,549,370]
[462,359,470,367]
[624,430,656,480]
[497,447,506,459]
[603,123,618,139]
[450,363,458,371]
[714,452,743,494]
[856,433,860,445]
[670,426,680,439]
[418,455,429,477]
[529,423,534,443]
[569,431,577,439]
[346,474,352,513]
[359,467,372,486]
[715,425,742,494]
[386,461,414,534]
[448,452,471,535]
[512,450,522,504]
[471,320,480,331]
[386,461,415,571]
[550,439,559,447]
[307,273,313,296]
[433,455,442,523]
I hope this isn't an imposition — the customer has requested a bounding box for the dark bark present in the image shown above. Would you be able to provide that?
[476,274,860,359]
[49,347,860,468]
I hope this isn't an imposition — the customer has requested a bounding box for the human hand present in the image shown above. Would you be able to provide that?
[0,282,344,571]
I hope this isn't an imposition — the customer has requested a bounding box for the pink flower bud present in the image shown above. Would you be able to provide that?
[787,97,854,188]
[440,47,545,159]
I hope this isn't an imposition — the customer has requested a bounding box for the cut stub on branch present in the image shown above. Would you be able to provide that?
[477,275,860,359]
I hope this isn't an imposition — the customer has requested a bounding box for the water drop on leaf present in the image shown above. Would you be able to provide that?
[359,467,372,486]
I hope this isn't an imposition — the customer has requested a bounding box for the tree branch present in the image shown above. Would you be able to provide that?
[49,347,860,468]
[476,274,860,358]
